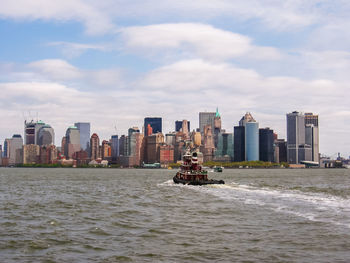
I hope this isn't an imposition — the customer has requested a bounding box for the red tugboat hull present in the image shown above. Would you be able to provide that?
[173,176,224,185]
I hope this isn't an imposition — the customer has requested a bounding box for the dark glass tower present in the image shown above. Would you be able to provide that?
[144,117,162,135]
[259,128,274,162]
[234,126,245,162]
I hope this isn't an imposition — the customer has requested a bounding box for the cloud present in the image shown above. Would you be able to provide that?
[121,23,282,62]
[0,0,114,35]
[47,42,110,58]
[28,59,83,81]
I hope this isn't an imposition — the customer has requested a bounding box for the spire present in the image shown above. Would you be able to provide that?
[215,107,221,118]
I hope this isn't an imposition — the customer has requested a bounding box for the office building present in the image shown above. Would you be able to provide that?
[23,144,40,164]
[259,128,274,162]
[128,127,140,156]
[175,120,190,133]
[24,120,45,145]
[9,134,23,165]
[111,135,119,158]
[234,126,245,162]
[199,112,215,134]
[215,133,234,161]
[144,133,164,164]
[286,111,312,164]
[201,124,215,162]
[65,126,81,159]
[90,133,100,160]
[144,117,162,136]
[165,133,176,146]
[40,145,58,164]
[245,121,259,161]
[75,122,91,152]
[119,135,128,156]
[37,125,55,146]
[305,113,319,163]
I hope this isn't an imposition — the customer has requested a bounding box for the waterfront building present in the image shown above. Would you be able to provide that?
[61,137,66,158]
[90,133,100,160]
[101,140,112,160]
[259,128,274,162]
[65,126,81,159]
[215,133,234,161]
[111,135,119,158]
[40,145,58,164]
[199,112,215,134]
[37,125,55,146]
[234,126,245,162]
[119,135,128,156]
[144,117,162,136]
[245,121,259,161]
[3,138,10,158]
[275,139,287,163]
[75,122,91,152]
[305,113,319,163]
[72,150,89,166]
[24,120,47,145]
[286,111,312,164]
[159,145,174,166]
[23,144,40,164]
[145,133,164,164]
[128,127,140,156]
[9,134,23,165]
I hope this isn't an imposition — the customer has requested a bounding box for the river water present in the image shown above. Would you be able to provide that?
[0,168,350,263]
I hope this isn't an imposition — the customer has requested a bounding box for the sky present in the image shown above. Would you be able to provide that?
[0,0,349,158]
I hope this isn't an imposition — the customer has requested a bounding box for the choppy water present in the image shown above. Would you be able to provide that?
[0,168,350,263]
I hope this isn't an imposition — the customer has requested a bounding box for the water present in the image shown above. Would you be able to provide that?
[0,168,350,262]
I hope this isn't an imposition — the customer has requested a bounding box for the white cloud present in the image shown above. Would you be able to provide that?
[0,0,114,34]
[47,42,110,58]
[28,59,83,81]
[121,23,282,62]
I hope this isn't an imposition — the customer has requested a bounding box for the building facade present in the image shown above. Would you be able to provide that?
[90,133,100,160]
[245,121,259,161]
[199,112,215,134]
[259,128,274,162]
[144,117,162,136]
[75,122,91,152]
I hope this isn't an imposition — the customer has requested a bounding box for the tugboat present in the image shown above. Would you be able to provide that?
[173,151,225,185]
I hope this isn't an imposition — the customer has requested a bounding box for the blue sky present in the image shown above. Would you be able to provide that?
[0,0,349,157]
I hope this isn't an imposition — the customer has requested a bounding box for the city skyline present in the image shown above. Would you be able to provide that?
[0,1,350,157]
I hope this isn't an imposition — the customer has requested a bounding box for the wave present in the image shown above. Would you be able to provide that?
[159,180,350,228]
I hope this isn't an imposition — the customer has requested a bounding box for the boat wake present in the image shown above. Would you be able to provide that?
[159,180,350,228]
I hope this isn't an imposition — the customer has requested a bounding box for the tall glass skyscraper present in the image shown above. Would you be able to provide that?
[144,117,162,135]
[199,112,215,134]
[75,122,90,152]
[111,135,119,158]
[245,121,259,161]
[286,111,312,164]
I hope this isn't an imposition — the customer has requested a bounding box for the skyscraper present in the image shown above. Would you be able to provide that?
[75,122,91,152]
[286,111,312,164]
[111,135,119,158]
[144,117,162,136]
[199,112,215,134]
[24,120,45,145]
[128,127,140,156]
[234,126,245,162]
[90,133,100,160]
[65,126,80,158]
[37,125,55,146]
[9,134,23,165]
[214,108,222,147]
[259,128,274,162]
[175,120,191,133]
[245,121,259,161]
[215,133,234,161]
[304,113,319,163]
